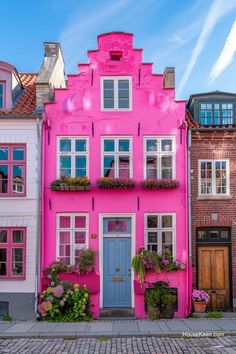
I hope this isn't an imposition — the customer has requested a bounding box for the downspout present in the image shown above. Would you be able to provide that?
[187,128,192,314]
[35,115,42,318]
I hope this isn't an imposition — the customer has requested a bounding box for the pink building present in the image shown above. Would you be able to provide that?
[42,32,190,318]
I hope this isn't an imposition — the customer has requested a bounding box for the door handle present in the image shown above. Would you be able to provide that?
[115,268,120,272]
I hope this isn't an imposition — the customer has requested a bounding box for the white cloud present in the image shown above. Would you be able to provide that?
[208,18,236,85]
[176,0,236,97]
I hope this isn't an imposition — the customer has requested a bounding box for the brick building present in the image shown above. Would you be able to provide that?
[187,91,236,311]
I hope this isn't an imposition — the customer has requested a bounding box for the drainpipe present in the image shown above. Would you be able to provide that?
[187,128,192,314]
[35,115,42,318]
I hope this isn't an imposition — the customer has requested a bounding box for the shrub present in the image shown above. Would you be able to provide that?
[96,177,135,189]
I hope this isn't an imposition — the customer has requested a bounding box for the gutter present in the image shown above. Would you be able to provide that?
[35,116,42,318]
[187,129,192,313]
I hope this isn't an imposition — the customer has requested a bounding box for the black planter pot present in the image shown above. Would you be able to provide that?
[161,308,175,319]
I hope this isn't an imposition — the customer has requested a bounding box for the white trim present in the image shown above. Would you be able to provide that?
[57,136,89,179]
[100,76,132,111]
[198,159,230,196]
[101,136,133,178]
[99,213,136,309]
[143,136,176,179]
[144,213,176,259]
[56,213,89,264]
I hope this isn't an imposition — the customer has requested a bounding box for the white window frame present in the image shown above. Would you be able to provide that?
[101,136,133,178]
[198,159,230,197]
[57,136,89,178]
[144,213,176,259]
[143,136,176,179]
[56,213,89,265]
[100,76,132,111]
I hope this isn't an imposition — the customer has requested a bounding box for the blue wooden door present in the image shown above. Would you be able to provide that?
[103,237,131,307]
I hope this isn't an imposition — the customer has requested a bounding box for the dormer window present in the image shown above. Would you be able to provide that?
[0,82,5,109]
[200,102,234,125]
[110,51,123,61]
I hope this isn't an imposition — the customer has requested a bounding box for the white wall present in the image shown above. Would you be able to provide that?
[0,119,39,293]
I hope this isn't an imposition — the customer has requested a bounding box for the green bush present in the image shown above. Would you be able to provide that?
[205,311,223,319]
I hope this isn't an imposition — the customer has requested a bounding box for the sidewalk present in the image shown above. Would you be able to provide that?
[0,318,236,338]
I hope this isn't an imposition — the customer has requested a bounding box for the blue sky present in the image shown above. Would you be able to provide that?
[1,0,236,100]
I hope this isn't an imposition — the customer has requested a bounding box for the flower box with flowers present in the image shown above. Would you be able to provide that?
[50,177,91,191]
[96,177,135,189]
[141,179,179,189]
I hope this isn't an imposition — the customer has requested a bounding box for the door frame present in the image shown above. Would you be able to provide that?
[99,213,136,309]
[196,242,233,311]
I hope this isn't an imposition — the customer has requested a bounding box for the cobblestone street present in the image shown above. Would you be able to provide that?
[1,336,236,354]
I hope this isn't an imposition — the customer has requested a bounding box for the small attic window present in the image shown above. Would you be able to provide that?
[110,51,123,61]
[0,82,5,109]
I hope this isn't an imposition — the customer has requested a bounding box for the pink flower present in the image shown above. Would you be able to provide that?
[51,282,55,286]
[53,285,64,297]
[60,300,65,306]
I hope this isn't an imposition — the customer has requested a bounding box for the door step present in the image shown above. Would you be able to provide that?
[100,308,135,319]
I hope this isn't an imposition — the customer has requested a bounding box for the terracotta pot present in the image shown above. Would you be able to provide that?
[193,301,206,313]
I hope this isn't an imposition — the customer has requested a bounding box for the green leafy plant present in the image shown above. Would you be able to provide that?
[191,313,199,319]
[51,177,91,190]
[132,249,159,285]
[205,311,223,319]
[39,282,92,321]
[96,177,135,189]
[2,314,11,321]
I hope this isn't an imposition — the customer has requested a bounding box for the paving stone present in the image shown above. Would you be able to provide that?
[87,322,113,332]
[112,321,140,334]
[52,323,89,332]
[211,319,236,331]
[184,319,220,331]
[3,322,36,333]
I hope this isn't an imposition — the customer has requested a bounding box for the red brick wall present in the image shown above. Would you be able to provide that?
[191,130,236,310]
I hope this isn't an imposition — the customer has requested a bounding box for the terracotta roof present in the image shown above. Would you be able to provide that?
[0,73,37,116]
[185,110,200,128]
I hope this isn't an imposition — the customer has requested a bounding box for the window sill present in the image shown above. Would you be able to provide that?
[101,108,132,112]
[197,195,232,200]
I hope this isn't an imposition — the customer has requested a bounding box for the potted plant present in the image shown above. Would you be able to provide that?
[161,292,177,319]
[145,289,161,320]
[192,289,210,313]
[132,249,159,285]
[96,177,135,189]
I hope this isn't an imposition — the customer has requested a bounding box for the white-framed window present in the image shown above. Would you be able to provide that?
[144,213,176,258]
[198,159,230,196]
[101,76,132,111]
[57,213,88,265]
[144,137,175,179]
[57,137,89,178]
[101,137,132,178]
[200,102,234,125]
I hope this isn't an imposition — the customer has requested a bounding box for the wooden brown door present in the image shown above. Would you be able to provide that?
[198,246,230,310]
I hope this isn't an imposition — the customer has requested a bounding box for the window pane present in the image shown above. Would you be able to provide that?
[12,165,24,194]
[0,231,7,243]
[197,230,206,239]
[146,140,157,151]
[162,231,172,243]
[75,156,86,177]
[60,231,70,244]
[75,216,86,228]
[60,156,71,177]
[215,161,227,194]
[161,156,172,179]
[119,140,129,152]
[147,215,158,228]
[0,249,7,275]
[0,84,3,94]
[162,215,173,228]
[75,232,86,244]
[13,230,23,243]
[12,248,23,275]
[103,217,131,234]
[104,99,115,109]
[13,148,24,161]
[60,139,71,152]
[104,156,115,177]
[104,80,114,109]
[59,216,71,228]
[0,97,2,108]
[118,80,129,108]
[146,156,157,179]
[0,165,8,193]
[104,140,115,152]
[209,230,219,239]
[161,140,172,152]
[148,232,157,243]
[118,99,129,109]
[0,148,8,161]
[201,161,212,194]
[104,80,114,89]
[75,140,86,152]
[118,156,130,178]
[59,231,70,265]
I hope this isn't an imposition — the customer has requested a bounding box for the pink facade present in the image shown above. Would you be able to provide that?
[42,32,190,318]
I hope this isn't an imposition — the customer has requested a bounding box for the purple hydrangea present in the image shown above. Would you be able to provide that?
[53,285,64,298]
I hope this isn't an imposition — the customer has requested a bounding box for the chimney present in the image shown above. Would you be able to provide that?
[163,67,175,89]
[36,42,66,111]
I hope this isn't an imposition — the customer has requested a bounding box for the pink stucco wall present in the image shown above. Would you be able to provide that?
[42,32,190,318]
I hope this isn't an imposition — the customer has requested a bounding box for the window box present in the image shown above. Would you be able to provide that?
[141,179,179,189]
[96,177,135,189]
[51,177,91,191]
